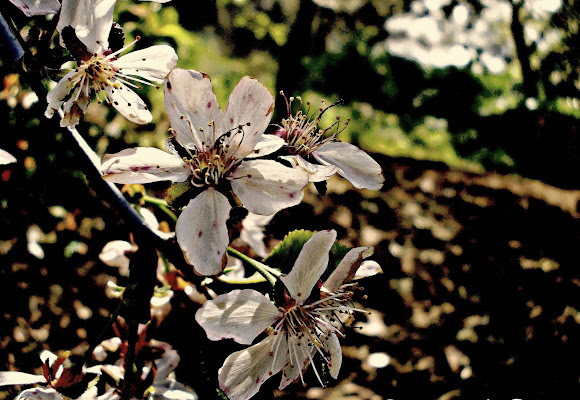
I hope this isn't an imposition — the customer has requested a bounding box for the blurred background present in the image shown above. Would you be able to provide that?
[1,0,579,399]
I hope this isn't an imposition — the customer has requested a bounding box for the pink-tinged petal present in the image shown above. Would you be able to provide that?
[0,372,45,386]
[195,289,281,345]
[230,159,308,216]
[112,45,178,84]
[312,141,384,190]
[10,0,60,17]
[164,68,221,150]
[245,134,285,159]
[323,246,373,293]
[106,84,152,124]
[322,332,342,379]
[221,77,274,159]
[58,0,116,53]
[15,388,61,400]
[219,335,286,400]
[101,147,189,184]
[0,149,17,165]
[176,188,231,276]
[279,335,314,390]
[281,154,339,182]
[45,70,77,119]
[280,229,337,303]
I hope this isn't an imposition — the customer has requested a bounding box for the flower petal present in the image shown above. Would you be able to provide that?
[107,84,152,124]
[176,188,231,276]
[322,332,342,379]
[164,68,221,150]
[219,335,286,400]
[57,0,116,53]
[45,70,77,119]
[15,388,62,400]
[280,154,339,182]
[112,45,178,84]
[353,260,383,281]
[10,0,60,16]
[0,149,17,165]
[279,335,315,390]
[245,134,285,159]
[312,141,384,190]
[0,372,45,386]
[195,289,280,345]
[280,229,337,303]
[101,147,189,184]
[230,159,308,216]
[221,77,274,159]
[239,212,276,258]
[323,246,373,293]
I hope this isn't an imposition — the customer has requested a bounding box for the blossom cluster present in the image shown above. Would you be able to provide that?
[1,1,385,400]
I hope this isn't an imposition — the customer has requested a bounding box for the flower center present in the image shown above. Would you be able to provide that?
[185,144,237,188]
[276,93,350,156]
[70,55,119,95]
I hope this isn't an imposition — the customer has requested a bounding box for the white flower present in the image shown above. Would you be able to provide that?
[273,95,384,190]
[102,68,309,276]
[8,0,60,16]
[195,229,378,400]
[45,0,177,127]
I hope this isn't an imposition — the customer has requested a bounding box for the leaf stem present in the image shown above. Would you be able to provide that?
[226,247,281,286]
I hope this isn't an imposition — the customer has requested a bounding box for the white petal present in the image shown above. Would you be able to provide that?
[195,289,280,345]
[280,229,337,303]
[101,147,189,184]
[221,77,274,159]
[353,260,383,280]
[0,149,17,165]
[15,388,61,400]
[99,240,136,275]
[58,0,116,53]
[282,154,339,182]
[45,70,77,119]
[239,212,275,258]
[323,246,373,293]
[312,142,384,190]
[164,68,221,150]
[10,0,60,17]
[59,87,91,127]
[112,45,178,84]
[230,160,308,215]
[279,335,314,389]
[107,84,152,124]
[155,349,180,382]
[0,372,45,386]
[244,134,285,159]
[322,332,342,379]
[176,188,231,276]
[219,335,286,400]
[39,350,58,366]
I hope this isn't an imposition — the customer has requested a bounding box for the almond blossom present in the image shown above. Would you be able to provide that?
[273,95,384,191]
[195,229,379,400]
[45,0,177,127]
[102,68,309,276]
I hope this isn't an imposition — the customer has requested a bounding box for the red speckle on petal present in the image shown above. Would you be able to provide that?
[230,118,234,124]
[255,377,260,384]
[198,230,203,237]
[288,193,295,198]
[207,101,212,108]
